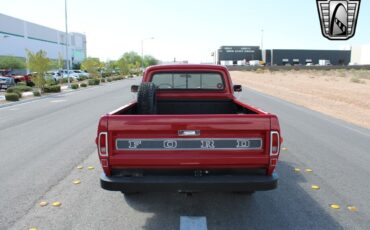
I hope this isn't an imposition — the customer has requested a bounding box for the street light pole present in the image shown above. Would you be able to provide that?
[261,29,264,50]
[65,0,71,88]
[261,29,265,63]
[141,37,154,70]
[141,39,144,70]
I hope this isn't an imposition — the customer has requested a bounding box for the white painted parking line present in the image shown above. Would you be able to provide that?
[180,216,207,230]
[9,108,19,111]
[50,100,66,103]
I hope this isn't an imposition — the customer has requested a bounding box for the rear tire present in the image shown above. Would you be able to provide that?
[137,82,157,114]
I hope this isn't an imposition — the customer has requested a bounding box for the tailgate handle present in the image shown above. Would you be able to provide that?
[178,130,200,136]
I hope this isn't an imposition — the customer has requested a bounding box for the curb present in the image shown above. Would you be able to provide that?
[0,79,136,109]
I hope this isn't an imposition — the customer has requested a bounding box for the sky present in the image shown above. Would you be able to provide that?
[1,0,369,63]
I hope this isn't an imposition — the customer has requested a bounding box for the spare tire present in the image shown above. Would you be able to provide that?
[137,82,157,114]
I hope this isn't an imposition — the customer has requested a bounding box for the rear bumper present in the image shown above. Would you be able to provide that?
[100,172,278,192]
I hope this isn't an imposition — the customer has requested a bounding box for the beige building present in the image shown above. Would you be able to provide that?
[0,13,86,66]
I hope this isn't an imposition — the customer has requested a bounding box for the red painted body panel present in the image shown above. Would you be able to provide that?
[96,64,282,177]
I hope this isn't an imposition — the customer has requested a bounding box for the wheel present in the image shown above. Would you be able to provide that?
[137,82,157,114]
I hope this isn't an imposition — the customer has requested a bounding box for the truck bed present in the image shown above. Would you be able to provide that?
[114,99,260,115]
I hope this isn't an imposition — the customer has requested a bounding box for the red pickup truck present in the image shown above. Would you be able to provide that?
[96,64,282,194]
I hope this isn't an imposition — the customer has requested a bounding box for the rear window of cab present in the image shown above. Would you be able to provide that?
[151,72,225,90]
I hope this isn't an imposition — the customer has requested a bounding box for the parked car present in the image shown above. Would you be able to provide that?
[73,70,89,78]
[45,71,62,82]
[1,69,33,86]
[0,76,16,90]
[97,64,283,195]
[61,70,79,79]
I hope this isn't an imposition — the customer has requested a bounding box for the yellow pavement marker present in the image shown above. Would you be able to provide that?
[330,204,340,209]
[39,201,48,207]
[52,201,62,207]
[73,179,81,185]
[347,205,358,212]
[305,169,313,173]
[88,166,95,170]
[29,228,37,230]
[293,168,301,172]
[77,165,83,170]
[311,185,320,190]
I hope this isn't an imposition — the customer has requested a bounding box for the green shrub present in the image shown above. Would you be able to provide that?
[107,78,112,82]
[7,90,23,98]
[80,83,87,87]
[17,82,27,86]
[88,78,100,85]
[5,93,19,101]
[44,85,61,93]
[112,76,123,81]
[102,72,112,78]
[62,78,75,84]
[33,91,41,97]
[45,78,58,86]
[101,78,106,83]
[6,85,33,93]
[77,76,87,81]
[88,79,95,85]
[71,83,79,89]
[6,85,32,98]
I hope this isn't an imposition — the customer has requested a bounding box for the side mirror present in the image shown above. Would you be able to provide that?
[131,85,139,93]
[233,85,242,92]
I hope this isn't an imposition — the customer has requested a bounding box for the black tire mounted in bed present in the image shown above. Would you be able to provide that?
[137,82,157,114]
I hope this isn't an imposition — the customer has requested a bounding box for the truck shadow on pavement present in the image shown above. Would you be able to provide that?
[123,161,343,230]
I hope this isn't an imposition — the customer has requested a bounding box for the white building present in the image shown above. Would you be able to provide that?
[0,13,86,67]
[351,45,370,65]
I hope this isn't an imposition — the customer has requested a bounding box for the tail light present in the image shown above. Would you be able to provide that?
[268,131,280,175]
[98,132,108,157]
[270,131,280,155]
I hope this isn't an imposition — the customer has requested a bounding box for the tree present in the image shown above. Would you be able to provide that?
[81,57,102,78]
[105,60,118,75]
[49,52,65,70]
[117,52,142,75]
[57,52,64,70]
[26,50,51,93]
[143,55,159,67]
[0,56,26,69]
[72,62,81,70]
[116,58,129,75]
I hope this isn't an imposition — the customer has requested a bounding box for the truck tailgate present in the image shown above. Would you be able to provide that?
[106,114,272,168]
